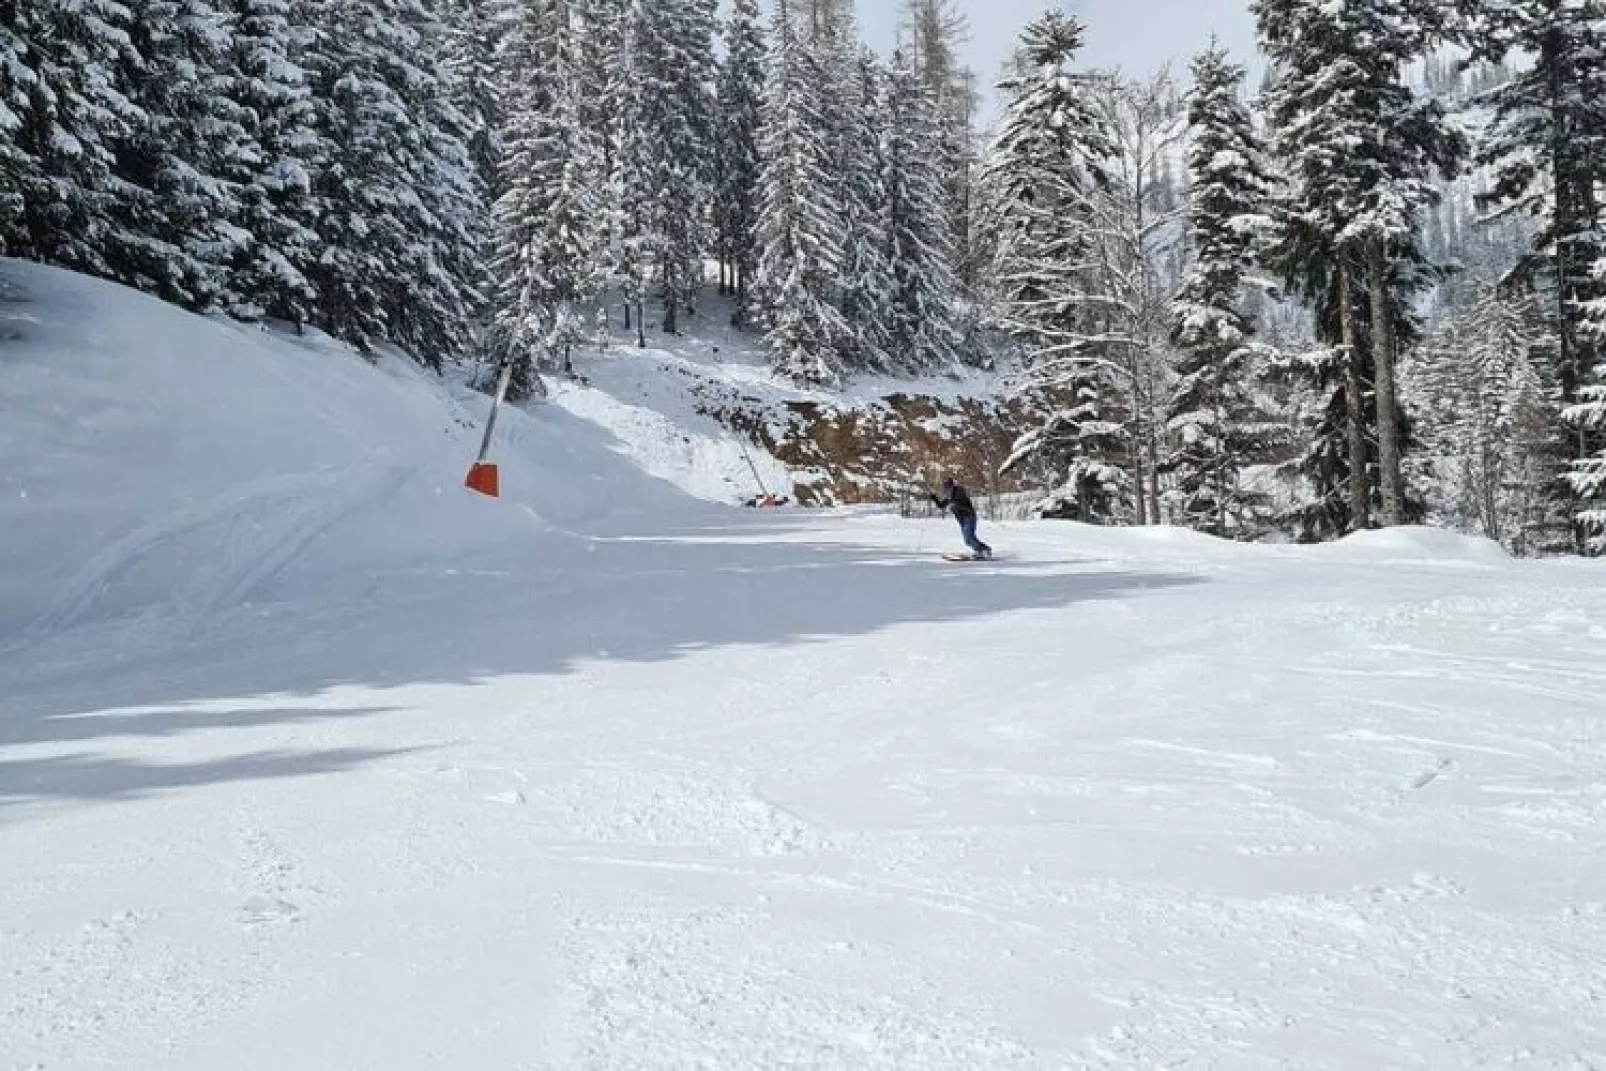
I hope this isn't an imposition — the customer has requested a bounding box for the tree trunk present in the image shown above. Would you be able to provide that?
[1338,263,1371,531]
[1215,403,1230,538]
[1367,240,1405,526]
[1146,421,1162,525]
[1546,28,1579,407]
[1131,426,1148,526]
[1216,463,1228,539]
[663,269,679,335]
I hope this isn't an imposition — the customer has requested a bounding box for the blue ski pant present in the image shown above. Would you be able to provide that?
[958,515,991,556]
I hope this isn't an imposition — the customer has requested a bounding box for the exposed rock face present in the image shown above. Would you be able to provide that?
[692,381,1055,509]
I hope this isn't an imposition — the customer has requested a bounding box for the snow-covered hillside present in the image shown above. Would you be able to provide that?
[0,260,720,640]
[2,265,1604,1068]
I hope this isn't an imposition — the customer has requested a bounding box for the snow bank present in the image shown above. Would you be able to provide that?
[0,260,703,639]
[1302,525,1511,565]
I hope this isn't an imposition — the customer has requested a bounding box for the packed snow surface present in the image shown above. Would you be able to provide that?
[2,263,1604,1068]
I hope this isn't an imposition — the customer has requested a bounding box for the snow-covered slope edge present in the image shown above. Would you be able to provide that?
[0,260,707,641]
[543,292,1047,509]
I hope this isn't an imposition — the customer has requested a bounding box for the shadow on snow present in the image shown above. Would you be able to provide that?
[0,510,1201,812]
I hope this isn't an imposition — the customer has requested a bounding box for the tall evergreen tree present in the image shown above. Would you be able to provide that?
[613,2,656,345]
[984,11,1123,521]
[1163,42,1284,538]
[900,0,979,288]
[492,0,601,396]
[570,0,628,340]
[0,1,138,273]
[1255,0,1464,528]
[0,16,27,243]
[1413,289,1569,552]
[1267,343,1359,542]
[752,0,848,383]
[832,45,895,372]
[1462,0,1606,552]
[624,0,716,335]
[882,50,962,372]
[219,0,321,326]
[399,42,483,363]
[440,0,517,206]
[1462,0,1606,411]
[304,0,480,362]
[713,0,765,321]
[109,0,246,311]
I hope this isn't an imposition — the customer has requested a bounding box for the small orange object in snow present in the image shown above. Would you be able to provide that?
[465,461,500,498]
[464,361,515,499]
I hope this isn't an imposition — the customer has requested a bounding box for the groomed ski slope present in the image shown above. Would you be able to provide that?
[2,263,1604,1068]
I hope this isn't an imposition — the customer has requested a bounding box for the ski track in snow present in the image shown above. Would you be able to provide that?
[27,461,411,639]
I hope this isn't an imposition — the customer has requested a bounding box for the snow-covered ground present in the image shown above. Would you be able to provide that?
[2,263,1604,1068]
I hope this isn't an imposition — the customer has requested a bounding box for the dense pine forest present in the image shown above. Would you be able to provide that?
[3,0,1604,553]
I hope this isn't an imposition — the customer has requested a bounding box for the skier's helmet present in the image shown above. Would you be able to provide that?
[942,475,956,491]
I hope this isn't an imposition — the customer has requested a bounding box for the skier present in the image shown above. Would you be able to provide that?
[930,475,993,560]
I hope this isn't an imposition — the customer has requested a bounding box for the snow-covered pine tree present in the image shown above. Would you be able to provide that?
[574,0,627,166]
[899,0,979,289]
[303,0,479,363]
[624,0,715,336]
[440,0,517,206]
[492,0,602,397]
[0,2,137,274]
[1254,0,1464,528]
[107,0,246,311]
[984,11,1124,522]
[713,0,765,321]
[752,0,848,383]
[1565,370,1606,551]
[1163,42,1285,539]
[1455,292,1566,552]
[1266,344,1356,541]
[302,1,410,348]
[882,50,962,373]
[391,1,484,364]
[218,0,321,327]
[1409,288,1561,550]
[790,0,851,45]
[570,0,628,339]
[614,2,657,346]
[831,45,895,374]
[1463,0,1606,553]
[0,17,26,243]
[1464,0,1606,414]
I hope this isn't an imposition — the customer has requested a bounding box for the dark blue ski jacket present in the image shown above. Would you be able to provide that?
[931,481,977,523]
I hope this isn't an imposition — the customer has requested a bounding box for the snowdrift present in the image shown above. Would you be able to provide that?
[1302,525,1511,565]
[0,260,706,640]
